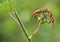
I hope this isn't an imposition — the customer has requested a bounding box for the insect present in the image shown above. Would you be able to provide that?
[33,8,54,24]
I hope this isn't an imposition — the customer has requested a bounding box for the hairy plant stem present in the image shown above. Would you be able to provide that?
[8,9,31,42]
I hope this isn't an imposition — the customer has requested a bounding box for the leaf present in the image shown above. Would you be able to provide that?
[0,0,15,13]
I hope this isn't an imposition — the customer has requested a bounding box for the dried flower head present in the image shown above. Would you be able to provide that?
[33,8,54,24]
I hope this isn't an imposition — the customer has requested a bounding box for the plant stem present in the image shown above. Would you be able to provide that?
[8,0,31,42]
[8,12,20,25]
[8,9,31,42]
[29,21,41,39]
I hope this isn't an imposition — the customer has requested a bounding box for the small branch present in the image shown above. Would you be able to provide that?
[29,21,41,39]
[8,12,20,25]
[14,9,31,42]
[8,9,31,42]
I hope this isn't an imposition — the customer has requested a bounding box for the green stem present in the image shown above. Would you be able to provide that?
[14,9,31,42]
[8,12,20,25]
[8,9,31,42]
[29,20,41,39]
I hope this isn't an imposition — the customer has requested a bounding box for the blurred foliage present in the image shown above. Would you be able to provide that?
[0,0,60,42]
[0,0,15,12]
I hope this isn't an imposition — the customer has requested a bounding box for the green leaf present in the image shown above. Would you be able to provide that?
[0,0,15,13]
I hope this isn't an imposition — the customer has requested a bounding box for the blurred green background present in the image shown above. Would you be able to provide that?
[0,0,60,42]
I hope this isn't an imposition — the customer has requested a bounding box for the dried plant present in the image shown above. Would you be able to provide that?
[8,8,54,42]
